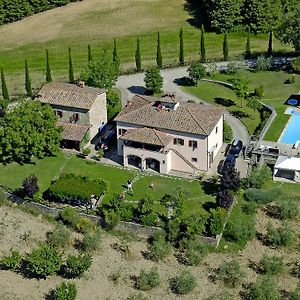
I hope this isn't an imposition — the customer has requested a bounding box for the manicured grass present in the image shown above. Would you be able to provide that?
[184,81,260,135]
[0,0,293,97]
[184,70,300,140]
[0,151,67,192]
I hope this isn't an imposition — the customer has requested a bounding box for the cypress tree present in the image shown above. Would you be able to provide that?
[68,47,74,83]
[245,30,251,59]
[88,44,92,62]
[179,28,184,65]
[45,49,52,83]
[112,38,119,63]
[25,60,32,97]
[268,31,273,55]
[156,31,163,68]
[200,25,206,62]
[1,68,9,104]
[223,32,229,61]
[135,38,142,71]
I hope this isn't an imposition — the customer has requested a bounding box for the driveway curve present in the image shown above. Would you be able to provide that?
[116,65,250,144]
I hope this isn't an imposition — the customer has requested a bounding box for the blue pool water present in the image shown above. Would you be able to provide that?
[280,110,300,144]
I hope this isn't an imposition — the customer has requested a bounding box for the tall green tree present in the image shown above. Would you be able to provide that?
[267,31,273,55]
[276,7,300,52]
[156,32,163,68]
[210,0,243,33]
[223,32,229,61]
[200,25,206,62]
[230,77,249,108]
[88,44,92,62]
[81,52,119,89]
[179,28,184,65]
[135,38,142,71]
[112,38,119,64]
[24,60,32,97]
[1,68,9,104]
[247,96,262,117]
[144,67,163,94]
[0,101,62,164]
[68,47,75,83]
[45,49,52,83]
[245,30,251,58]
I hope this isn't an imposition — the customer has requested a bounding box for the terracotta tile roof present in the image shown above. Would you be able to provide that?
[57,122,90,141]
[115,95,225,135]
[120,127,173,147]
[38,82,105,110]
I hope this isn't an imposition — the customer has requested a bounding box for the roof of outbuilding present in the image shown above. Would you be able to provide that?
[120,127,173,146]
[38,82,105,110]
[57,122,90,141]
[115,95,224,135]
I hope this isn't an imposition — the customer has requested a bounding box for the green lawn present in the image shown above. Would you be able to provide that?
[184,70,300,140]
[0,0,293,98]
[0,153,213,216]
[0,151,67,192]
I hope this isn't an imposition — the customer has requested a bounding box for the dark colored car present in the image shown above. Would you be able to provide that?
[229,139,243,157]
[95,129,116,151]
[222,154,236,173]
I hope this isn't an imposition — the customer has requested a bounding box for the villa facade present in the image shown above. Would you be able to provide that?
[114,94,225,176]
[38,82,107,149]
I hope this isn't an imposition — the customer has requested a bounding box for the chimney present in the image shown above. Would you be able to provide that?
[77,80,85,88]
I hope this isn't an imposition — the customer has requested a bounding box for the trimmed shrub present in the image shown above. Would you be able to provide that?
[47,223,71,248]
[59,207,80,228]
[244,188,281,204]
[1,249,22,270]
[48,174,107,205]
[171,270,197,295]
[148,232,172,261]
[188,62,206,85]
[76,217,95,233]
[184,239,209,266]
[259,254,284,275]
[53,281,77,300]
[223,121,233,143]
[248,276,279,300]
[266,222,296,247]
[26,244,62,278]
[81,231,101,252]
[254,86,264,98]
[66,253,92,278]
[216,259,245,287]
[224,205,255,246]
[138,267,160,291]
[243,165,272,189]
[277,198,299,220]
[208,208,227,236]
[256,55,273,71]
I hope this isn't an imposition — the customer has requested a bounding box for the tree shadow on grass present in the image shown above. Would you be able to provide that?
[215,97,236,107]
[231,110,250,119]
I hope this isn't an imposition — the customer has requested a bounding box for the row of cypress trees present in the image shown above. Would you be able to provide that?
[0,28,275,108]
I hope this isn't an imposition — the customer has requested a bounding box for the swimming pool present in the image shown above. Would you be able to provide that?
[280,109,300,145]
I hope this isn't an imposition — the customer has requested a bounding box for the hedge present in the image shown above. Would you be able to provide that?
[244,187,281,204]
[48,173,107,205]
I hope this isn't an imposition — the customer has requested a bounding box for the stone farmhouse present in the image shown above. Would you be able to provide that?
[115,94,225,176]
[38,82,107,149]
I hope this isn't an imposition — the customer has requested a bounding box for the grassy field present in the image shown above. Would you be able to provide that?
[0,152,212,215]
[0,0,294,97]
[184,70,300,140]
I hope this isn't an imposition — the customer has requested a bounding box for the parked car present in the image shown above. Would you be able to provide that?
[95,129,116,151]
[229,139,243,157]
[222,154,236,173]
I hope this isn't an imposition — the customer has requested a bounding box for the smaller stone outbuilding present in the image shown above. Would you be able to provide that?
[38,82,107,149]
